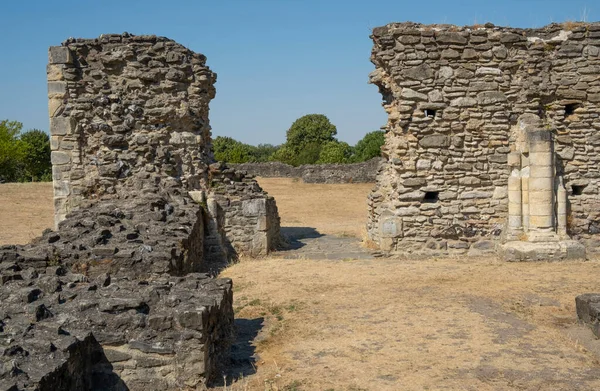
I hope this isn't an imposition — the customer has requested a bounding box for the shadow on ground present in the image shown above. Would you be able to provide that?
[279,226,324,250]
[276,226,374,260]
[216,317,264,386]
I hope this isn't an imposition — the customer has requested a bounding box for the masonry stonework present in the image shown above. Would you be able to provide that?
[367,22,600,258]
[47,33,280,261]
[0,33,282,391]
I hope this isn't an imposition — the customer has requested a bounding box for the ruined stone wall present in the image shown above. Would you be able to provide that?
[0,262,233,391]
[48,34,215,226]
[0,33,285,390]
[230,157,382,183]
[47,33,280,260]
[368,22,600,255]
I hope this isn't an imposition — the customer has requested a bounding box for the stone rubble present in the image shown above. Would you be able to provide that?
[1,33,282,391]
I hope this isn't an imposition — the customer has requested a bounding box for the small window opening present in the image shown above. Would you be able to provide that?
[572,185,586,196]
[565,103,580,116]
[424,109,436,119]
[423,191,439,203]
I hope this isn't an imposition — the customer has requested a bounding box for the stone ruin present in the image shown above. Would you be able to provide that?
[367,21,600,260]
[0,34,281,390]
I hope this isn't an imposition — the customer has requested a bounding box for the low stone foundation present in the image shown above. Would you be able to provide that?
[230,157,382,183]
[576,293,600,338]
[0,262,233,391]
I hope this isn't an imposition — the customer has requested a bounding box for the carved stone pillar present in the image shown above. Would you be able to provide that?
[527,130,557,242]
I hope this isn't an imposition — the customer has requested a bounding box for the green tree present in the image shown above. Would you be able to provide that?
[286,114,337,153]
[212,136,253,163]
[20,129,51,181]
[0,120,24,182]
[352,130,385,162]
[269,145,295,165]
[249,143,279,162]
[317,141,353,164]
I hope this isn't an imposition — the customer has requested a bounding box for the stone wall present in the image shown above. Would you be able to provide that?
[367,22,600,256]
[48,34,215,226]
[47,33,280,261]
[230,157,382,183]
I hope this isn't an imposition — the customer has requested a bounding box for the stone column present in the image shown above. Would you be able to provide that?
[557,176,568,237]
[507,152,522,238]
[528,130,556,241]
[521,164,530,233]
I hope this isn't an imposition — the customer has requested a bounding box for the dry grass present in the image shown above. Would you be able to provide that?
[218,178,600,391]
[221,257,600,391]
[0,182,53,245]
[257,178,373,238]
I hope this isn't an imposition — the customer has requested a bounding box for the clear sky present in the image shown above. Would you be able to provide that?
[0,0,597,145]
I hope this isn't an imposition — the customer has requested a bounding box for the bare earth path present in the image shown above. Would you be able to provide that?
[3,180,600,390]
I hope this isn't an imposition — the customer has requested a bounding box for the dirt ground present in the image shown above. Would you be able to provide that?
[223,178,600,391]
[0,182,53,245]
[2,179,600,390]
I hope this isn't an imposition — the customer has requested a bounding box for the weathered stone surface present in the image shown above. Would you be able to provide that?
[367,21,600,256]
[576,293,600,338]
[47,33,281,260]
[0,265,234,391]
[0,32,286,391]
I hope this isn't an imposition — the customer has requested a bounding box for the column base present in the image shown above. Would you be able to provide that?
[498,240,586,261]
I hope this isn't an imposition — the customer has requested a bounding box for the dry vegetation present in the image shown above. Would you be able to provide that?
[258,178,374,238]
[0,182,53,245]
[2,179,600,390]
[223,178,600,391]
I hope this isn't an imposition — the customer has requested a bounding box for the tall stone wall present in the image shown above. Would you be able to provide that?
[368,22,600,256]
[47,33,280,260]
[48,34,215,226]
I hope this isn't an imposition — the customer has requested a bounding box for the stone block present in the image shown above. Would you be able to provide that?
[53,179,71,197]
[51,151,71,165]
[477,91,507,105]
[50,116,74,136]
[529,152,553,165]
[47,81,67,95]
[48,46,73,64]
[419,135,449,148]
[379,216,402,238]
[242,198,266,217]
[528,177,553,192]
[530,165,554,178]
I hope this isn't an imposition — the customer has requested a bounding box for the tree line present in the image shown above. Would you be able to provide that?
[0,120,52,183]
[0,114,385,183]
[213,114,385,166]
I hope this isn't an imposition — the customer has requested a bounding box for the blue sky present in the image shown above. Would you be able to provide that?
[0,0,597,145]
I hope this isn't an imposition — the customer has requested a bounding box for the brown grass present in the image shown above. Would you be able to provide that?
[258,178,374,238]
[221,257,600,391]
[219,178,600,391]
[0,182,53,245]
